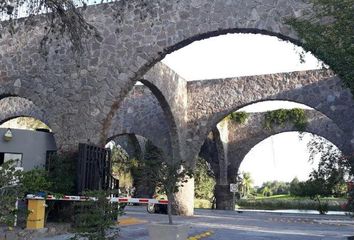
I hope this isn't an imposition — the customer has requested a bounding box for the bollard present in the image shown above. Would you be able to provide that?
[26,199,46,229]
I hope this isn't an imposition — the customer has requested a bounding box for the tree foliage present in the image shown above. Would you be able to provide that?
[258,180,290,196]
[150,159,193,224]
[194,157,215,200]
[0,160,24,227]
[264,108,308,131]
[291,136,350,199]
[239,172,254,198]
[289,135,353,214]
[110,144,135,190]
[71,190,121,240]
[307,135,351,197]
[45,153,77,195]
[111,139,193,224]
[225,111,249,124]
[287,0,354,95]
[0,153,77,227]
[135,141,193,224]
[130,141,163,198]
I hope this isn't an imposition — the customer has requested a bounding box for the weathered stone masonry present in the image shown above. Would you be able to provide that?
[0,0,315,151]
[113,66,353,212]
[1,1,354,215]
[187,71,354,162]
[200,110,347,210]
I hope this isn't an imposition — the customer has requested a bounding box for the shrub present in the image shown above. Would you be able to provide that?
[264,108,307,131]
[71,190,123,240]
[237,197,345,211]
[0,160,24,227]
[194,157,215,200]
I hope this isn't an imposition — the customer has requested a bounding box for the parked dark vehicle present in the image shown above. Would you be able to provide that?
[147,203,167,214]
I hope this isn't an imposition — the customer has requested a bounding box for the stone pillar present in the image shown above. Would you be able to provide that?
[173,177,194,216]
[214,184,235,210]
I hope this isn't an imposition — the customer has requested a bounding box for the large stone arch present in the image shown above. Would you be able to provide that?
[110,134,144,161]
[200,108,346,210]
[0,96,50,127]
[109,133,163,198]
[142,62,188,161]
[108,85,172,159]
[2,0,353,216]
[0,0,316,152]
[225,109,347,175]
[187,71,354,161]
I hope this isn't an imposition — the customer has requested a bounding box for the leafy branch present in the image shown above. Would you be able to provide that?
[264,108,307,131]
[1,0,100,54]
[286,0,354,95]
[225,111,249,124]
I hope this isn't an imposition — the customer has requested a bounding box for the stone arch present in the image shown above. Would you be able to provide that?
[225,109,347,174]
[2,1,351,215]
[141,62,188,161]
[0,1,338,154]
[109,134,145,161]
[81,0,317,143]
[108,85,172,159]
[187,71,354,160]
[0,96,50,127]
[200,107,346,210]
[107,133,163,198]
[139,79,177,155]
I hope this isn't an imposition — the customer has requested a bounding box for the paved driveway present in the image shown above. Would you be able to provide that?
[40,206,354,240]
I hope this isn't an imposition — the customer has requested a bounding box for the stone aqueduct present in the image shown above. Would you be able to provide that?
[0,1,353,215]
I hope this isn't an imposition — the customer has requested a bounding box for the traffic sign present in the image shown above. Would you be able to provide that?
[230,183,237,193]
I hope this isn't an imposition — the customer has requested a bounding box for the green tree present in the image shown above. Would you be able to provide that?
[261,186,272,197]
[72,190,121,240]
[22,168,52,194]
[194,157,215,200]
[290,177,301,196]
[287,0,354,95]
[240,172,253,198]
[0,160,24,227]
[307,135,351,197]
[130,141,164,198]
[135,142,193,224]
[294,135,354,214]
[259,180,291,196]
[45,153,77,195]
[111,144,134,190]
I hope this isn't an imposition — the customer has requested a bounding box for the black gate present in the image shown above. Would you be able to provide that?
[77,143,118,193]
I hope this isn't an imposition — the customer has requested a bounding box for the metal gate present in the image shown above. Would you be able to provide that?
[77,143,118,193]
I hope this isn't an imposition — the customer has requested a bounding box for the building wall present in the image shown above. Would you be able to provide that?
[0,128,57,170]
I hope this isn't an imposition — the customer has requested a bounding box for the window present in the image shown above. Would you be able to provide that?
[0,152,22,167]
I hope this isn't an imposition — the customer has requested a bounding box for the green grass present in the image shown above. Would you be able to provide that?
[194,195,348,211]
[194,199,212,209]
[254,194,346,201]
[237,195,347,211]
[255,194,290,200]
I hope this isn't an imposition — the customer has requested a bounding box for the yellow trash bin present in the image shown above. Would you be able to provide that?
[26,199,46,229]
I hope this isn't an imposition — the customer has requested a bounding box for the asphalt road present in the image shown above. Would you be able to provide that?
[40,206,354,240]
